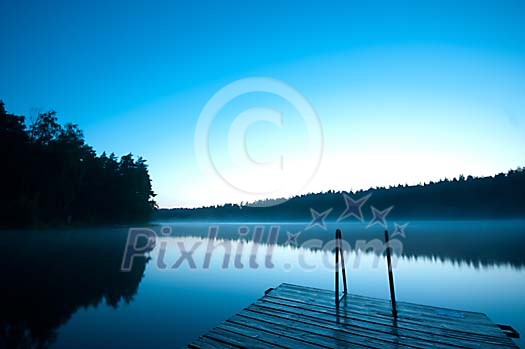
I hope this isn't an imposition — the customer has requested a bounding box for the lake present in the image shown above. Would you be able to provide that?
[1,220,524,348]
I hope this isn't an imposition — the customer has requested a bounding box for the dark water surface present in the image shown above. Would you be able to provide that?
[1,220,524,348]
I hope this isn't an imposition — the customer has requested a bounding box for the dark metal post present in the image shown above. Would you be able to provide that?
[338,230,348,294]
[384,230,398,317]
[335,229,340,303]
[335,229,348,306]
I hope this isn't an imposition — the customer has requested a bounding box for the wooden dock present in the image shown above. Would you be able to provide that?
[187,283,518,348]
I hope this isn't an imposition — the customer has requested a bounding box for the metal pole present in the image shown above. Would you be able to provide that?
[335,229,348,306]
[384,230,398,317]
[335,229,340,305]
[338,230,348,294]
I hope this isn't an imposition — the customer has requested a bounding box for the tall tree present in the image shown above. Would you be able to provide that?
[0,101,157,227]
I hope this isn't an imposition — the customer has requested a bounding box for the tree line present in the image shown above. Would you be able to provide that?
[0,101,156,227]
[156,167,525,221]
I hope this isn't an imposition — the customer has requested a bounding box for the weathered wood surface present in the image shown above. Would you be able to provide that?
[187,283,518,348]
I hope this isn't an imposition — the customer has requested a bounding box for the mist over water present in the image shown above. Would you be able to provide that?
[152,219,525,269]
[1,219,524,348]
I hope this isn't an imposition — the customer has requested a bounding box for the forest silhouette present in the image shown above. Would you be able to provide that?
[0,101,156,228]
[157,168,525,221]
[2,99,524,226]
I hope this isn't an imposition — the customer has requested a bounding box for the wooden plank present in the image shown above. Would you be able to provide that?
[270,287,515,346]
[270,287,500,336]
[233,310,381,349]
[280,282,496,329]
[204,327,281,349]
[273,285,507,337]
[256,296,512,349]
[186,283,518,349]
[250,300,470,349]
[279,283,495,326]
[273,288,509,344]
[240,307,429,349]
[220,319,329,349]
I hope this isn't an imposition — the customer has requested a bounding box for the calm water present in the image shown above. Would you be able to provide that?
[1,220,524,348]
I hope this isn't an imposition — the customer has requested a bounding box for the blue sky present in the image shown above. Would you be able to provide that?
[1,0,524,207]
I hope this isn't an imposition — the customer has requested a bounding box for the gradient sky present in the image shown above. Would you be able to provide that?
[1,0,524,207]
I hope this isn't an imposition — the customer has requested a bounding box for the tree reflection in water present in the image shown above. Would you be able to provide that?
[0,228,152,348]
